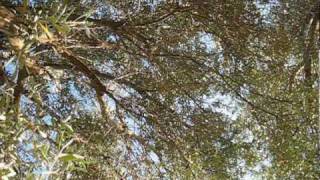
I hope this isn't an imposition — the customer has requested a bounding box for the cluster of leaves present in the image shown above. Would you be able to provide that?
[0,0,318,179]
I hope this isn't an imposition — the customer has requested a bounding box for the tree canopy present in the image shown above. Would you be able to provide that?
[0,0,319,179]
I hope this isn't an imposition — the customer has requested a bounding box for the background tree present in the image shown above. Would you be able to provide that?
[0,0,318,179]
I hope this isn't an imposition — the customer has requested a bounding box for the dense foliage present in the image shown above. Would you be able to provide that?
[0,0,319,179]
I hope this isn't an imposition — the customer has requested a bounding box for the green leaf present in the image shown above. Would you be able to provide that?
[48,16,58,24]
[55,24,70,34]
[26,173,36,180]
[23,0,29,8]
[62,123,74,133]
[0,169,10,176]
[40,144,50,160]
[58,153,84,162]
